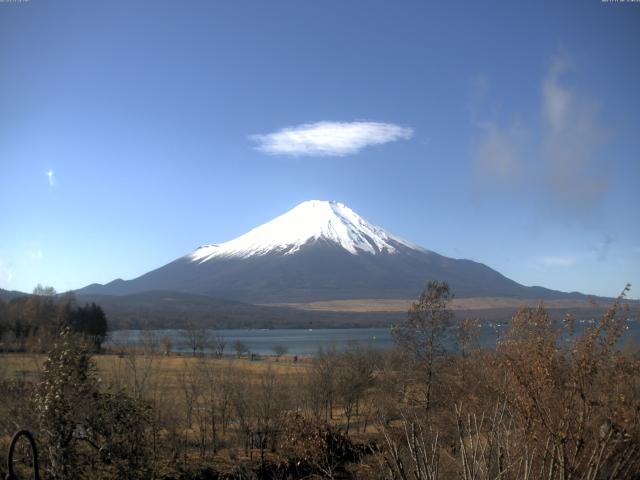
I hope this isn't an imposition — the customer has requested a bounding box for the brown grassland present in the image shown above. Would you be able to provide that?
[267,297,624,312]
[0,352,309,392]
[1,283,639,479]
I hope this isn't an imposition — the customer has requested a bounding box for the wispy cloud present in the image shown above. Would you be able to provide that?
[542,52,608,212]
[474,121,528,185]
[540,255,577,268]
[472,51,609,215]
[46,169,55,187]
[0,259,13,286]
[543,54,572,134]
[250,121,414,156]
[25,248,43,261]
[590,235,614,262]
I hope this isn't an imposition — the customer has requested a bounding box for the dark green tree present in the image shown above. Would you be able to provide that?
[66,303,108,351]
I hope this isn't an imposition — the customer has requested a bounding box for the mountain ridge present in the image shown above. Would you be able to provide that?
[76,200,590,303]
[189,200,421,261]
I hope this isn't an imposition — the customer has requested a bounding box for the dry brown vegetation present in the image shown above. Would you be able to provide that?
[266,297,624,313]
[0,283,639,479]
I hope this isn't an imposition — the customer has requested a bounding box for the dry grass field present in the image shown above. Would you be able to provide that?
[0,351,310,385]
[267,296,616,312]
[1,290,638,479]
[0,351,321,475]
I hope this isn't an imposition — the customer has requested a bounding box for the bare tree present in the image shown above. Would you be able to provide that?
[335,345,376,434]
[191,361,210,459]
[181,327,210,356]
[255,368,287,465]
[307,346,338,422]
[272,344,288,359]
[160,336,172,356]
[213,334,226,358]
[198,358,230,454]
[379,411,441,480]
[177,360,199,429]
[391,281,453,410]
[233,340,249,358]
[229,373,253,455]
[120,330,158,400]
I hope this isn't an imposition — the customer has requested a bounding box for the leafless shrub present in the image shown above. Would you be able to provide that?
[495,284,640,479]
[279,412,361,479]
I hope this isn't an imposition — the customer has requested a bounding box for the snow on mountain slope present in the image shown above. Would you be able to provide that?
[74,199,589,303]
[190,200,422,262]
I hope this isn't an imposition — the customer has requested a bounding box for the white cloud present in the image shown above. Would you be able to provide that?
[541,52,608,212]
[46,169,55,187]
[540,255,577,268]
[475,121,527,184]
[250,121,414,156]
[472,51,609,214]
[543,54,572,134]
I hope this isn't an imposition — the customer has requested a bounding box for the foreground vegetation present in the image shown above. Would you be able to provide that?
[0,283,639,479]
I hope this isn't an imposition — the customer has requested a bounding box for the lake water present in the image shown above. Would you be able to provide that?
[107,318,640,356]
[108,327,395,356]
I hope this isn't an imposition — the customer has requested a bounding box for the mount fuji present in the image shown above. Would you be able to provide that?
[77,200,581,303]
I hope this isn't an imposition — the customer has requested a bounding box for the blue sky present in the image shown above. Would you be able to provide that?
[1,1,639,298]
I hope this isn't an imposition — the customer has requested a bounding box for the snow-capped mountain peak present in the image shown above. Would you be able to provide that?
[190,200,420,262]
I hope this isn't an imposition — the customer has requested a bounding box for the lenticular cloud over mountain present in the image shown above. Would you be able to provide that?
[251,121,414,156]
